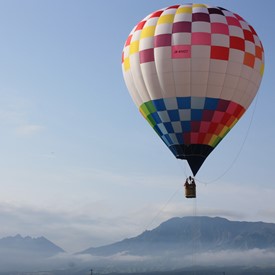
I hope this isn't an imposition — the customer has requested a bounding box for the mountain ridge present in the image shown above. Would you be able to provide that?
[1,217,275,272]
[0,233,65,255]
[81,216,275,256]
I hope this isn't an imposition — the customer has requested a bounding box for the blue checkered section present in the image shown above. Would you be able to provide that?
[139,95,242,154]
[150,97,214,147]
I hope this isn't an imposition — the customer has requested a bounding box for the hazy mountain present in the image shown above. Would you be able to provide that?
[0,234,65,256]
[76,217,275,273]
[2,217,275,273]
[0,234,65,271]
[81,216,275,256]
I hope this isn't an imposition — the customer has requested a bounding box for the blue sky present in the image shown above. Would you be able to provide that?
[0,0,274,252]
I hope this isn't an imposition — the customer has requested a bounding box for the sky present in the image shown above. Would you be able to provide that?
[0,0,274,253]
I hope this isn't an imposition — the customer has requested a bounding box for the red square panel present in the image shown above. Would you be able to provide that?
[200,121,211,133]
[212,111,224,123]
[190,133,199,144]
[198,133,206,144]
[211,46,229,60]
[135,21,146,31]
[244,30,254,43]
[183,133,191,145]
[230,36,245,51]
[208,122,218,134]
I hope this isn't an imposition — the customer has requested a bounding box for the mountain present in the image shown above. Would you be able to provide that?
[0,234,65,272]
[77,216,275,273]
[81,216,275,257]
[0,234,65,256]
[1,217,275,273]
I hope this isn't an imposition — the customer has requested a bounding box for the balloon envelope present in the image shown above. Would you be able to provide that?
[122,4,264,175]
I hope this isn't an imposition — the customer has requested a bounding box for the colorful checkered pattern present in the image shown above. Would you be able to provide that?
[122,4,264,76]
[140,97,244,149]
[122,4,264,175]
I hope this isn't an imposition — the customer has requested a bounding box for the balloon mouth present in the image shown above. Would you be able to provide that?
[171,144,214,176]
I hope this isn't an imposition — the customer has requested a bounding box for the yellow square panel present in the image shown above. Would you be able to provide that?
[130,40,139,55]
[158,14,174,24]
[140,26,156,39]
[123,57,130,71]
[176,7,192,14]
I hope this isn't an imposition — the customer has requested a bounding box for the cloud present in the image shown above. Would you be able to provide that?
[0,200,146,252]
[183,249,275,268]
[46,249,275,272]
[15,124,44,136]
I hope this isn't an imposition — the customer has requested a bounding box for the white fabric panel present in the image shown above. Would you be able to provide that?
[172,33,191,45]
[155,23,173,35]
[222,10,234,17]
[235,78,249,108]
[193,7,208,13]
[172,121,183,133]
[154,47,176,98]
[162,7,178,15]
[169,134,178,145]
[191,84,208,97]
[243,83,259,109]
[210,14,227,24]
[174,12,191,22]
[254,59,262,73]
[192,45,211,58]
[173,59,191,72]
[176,83,191,98]
[158,111,170,122]
[209,60,228,73]
[132,30,142,41]
[245,41,255,54]
[158,123,168,135]
[140,62,164,101]
[191,60,209,98]
[173,71,191,85]
[241,66,253,80]
[224,74,239,89]
[139,37,154,51]
[122,69,143,107]
[192,58,210,72]
[145,17,159,27]
[192,22,211,33]
[212,34,229,47]
[229,26,244,38]
[179,109,191,120]
[130,54,151,103]
[253,35,262,47]
[208,72,226,87]
[164,98,178,109]
[226,61,243,76]
[220,87,236,101]
[236,77,249,92]
[191,97,205,109]
[173,57,191,97]
[250,69,261,86]
[229,49,245,63]
[206,84,223,98]
[240,20,250,31]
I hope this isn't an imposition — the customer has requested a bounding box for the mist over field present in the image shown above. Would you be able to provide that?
[1,217,275,274]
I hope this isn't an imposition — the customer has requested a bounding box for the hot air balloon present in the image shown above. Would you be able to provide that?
[121,4,264,192]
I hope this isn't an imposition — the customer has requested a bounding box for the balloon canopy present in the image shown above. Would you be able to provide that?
[122,4,264,176]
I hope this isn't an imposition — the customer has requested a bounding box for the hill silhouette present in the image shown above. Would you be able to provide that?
[81,216,275,256]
